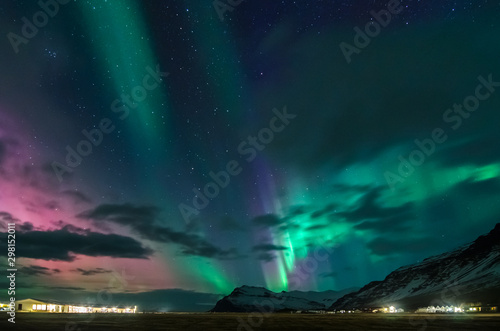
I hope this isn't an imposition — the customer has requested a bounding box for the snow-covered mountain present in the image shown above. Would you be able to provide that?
[211,286,357,312]
[330,223,500,310]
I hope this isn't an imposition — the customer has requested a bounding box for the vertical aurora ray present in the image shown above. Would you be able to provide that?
[246,158,293,291]
[76,0,174,199]
[76,0,170,136]
[261,248,289,291]
[73,0,224,292]
[283,232,295,271]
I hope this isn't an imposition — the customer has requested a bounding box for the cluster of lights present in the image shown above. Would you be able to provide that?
[375,306,403,313]
[32,304,47,311]
[424,305,464,313]
[339,306,404,314]
[31,304,137,313]
[69,306,91,313]
[68,305,137,313]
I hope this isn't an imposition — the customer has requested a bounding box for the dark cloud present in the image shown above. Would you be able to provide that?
[18,221,35,232]
[252,244,288,252]
[0,211,18,222]
[305,224,328,231]
[19,265,61,276]
[0,214,43,233]
[354,213,414,234]
[277,223,301,232]
[77,203,160,226]
[320,272,338,278]
[183,246,241,259]
[310,204,336,219]
[252,244,287,262]
[251,214,282,227]
[143,226,242,259]
[338,187,413,223]
[289,205,308,216]
[0,212,15,230]
[255,252,276,262]
[50,220,92,236]
[0,227,153,261]
[17,222,35,232]
[73,267,113,276]
[79,204,242,260]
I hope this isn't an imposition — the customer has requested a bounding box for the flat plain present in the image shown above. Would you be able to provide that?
[1,313,499,330]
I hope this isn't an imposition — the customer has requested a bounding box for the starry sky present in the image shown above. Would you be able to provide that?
[1,0,500,311]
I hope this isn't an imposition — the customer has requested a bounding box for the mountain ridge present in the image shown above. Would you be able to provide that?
[329,223,500,310]
[210,285,358,312]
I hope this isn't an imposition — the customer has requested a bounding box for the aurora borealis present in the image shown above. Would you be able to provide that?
[1,0,500,311]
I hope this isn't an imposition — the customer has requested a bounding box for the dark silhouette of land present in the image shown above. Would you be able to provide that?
[2,312,499,330]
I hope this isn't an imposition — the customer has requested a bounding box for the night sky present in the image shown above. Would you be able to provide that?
[1,0,500,311]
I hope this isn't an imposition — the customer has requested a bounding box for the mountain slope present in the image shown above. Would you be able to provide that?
[330,223,500,310]
[211,286,357,312]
